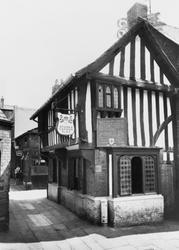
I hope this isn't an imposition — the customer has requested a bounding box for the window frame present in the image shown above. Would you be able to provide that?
[105,85,112,108]
[96,82,121,111]
[118,155,157,196]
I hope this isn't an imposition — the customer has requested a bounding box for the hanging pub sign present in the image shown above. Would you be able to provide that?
[56,112,75,135]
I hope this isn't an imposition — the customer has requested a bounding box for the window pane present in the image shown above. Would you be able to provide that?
[98,85,103,107]
[113,88,119,109]
[106,86,111,108]
[119,156,131,196]
[144,156,155,192]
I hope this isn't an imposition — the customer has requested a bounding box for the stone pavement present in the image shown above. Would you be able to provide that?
[1,182,179,249]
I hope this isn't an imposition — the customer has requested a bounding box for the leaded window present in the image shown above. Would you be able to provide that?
[113,87,119,109]
[144,156,155,192]
[118,155,156,196]
[98,85,103,108]
[106,86,112,108]
[119,156,132,195]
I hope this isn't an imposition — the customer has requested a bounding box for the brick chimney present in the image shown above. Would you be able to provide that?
[127,2,148,28]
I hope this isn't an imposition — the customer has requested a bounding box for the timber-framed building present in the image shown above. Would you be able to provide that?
[31,4,179,226]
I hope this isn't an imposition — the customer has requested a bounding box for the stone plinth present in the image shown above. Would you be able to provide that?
[108,194,164,226]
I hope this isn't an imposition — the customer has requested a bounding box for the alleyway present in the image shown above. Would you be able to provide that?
[1,182,179,249]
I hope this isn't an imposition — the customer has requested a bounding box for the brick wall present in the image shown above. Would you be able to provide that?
[0,126,11,191]
[94,149,108,196]
[0,124,11,230]
[86,160,95,196]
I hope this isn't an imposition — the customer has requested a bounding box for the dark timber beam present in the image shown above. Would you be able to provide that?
[153,115,173,146]
[140,39,146,80]
[155,92,160,129]
[148,91,153,146]
[163,94,169,151]
[130,38,136,80]
[89,73,175,93]
[132,88,137,146]
[140,89,145,146]
[123,86,129,145]
[120,47,125,77]
[109,58,114,76]
[150,54,155,82]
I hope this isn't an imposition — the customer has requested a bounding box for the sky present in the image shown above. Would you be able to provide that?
[0,0,178,109]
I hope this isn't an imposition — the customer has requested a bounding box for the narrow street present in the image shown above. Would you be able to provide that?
[0,182,179,249]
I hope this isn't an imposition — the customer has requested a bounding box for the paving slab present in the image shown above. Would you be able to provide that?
[3,182,179,250]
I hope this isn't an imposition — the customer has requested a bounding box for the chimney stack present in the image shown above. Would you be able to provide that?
[127,2,148,28]
[0,96,4,108]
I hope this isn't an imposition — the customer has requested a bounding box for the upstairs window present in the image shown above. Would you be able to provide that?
[98,85,104,108]
[113,87,119,109]
[106,87,112,108]
[97,83,121,118]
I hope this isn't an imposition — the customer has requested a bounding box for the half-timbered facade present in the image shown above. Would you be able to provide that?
[31,16,179,226]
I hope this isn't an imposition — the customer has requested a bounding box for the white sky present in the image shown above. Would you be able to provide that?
[0,0,178,109]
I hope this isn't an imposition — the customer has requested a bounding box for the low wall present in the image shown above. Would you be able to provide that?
[59,186,107,224]
[50,185,164,226]
[160,163,175,215]
[108,194,164,226]
[48,183,59,203]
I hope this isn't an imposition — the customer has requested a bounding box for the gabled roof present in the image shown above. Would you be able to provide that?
[160,24,179,44]
[0,109,13,127]
[31,18,179,120]
[0,109,8,121]
[76,18,179,82]
[15,127,38,141]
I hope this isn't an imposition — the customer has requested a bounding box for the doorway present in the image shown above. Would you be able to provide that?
[131,157,143,194]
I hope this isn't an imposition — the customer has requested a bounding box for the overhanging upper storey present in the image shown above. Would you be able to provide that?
[31,18,179,121]
[30,18,179,153]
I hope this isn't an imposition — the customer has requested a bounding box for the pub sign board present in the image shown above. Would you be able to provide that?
[56,112,75,135]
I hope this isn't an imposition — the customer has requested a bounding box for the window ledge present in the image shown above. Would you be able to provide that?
[109,194,162,201]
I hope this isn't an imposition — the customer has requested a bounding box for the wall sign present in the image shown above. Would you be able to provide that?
[96,118,127,147]
[56,112,74,135]
[95,165,102,173]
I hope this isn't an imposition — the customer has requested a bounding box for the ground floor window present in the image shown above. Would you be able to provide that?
[68,157,86,193]
[118,155,156,196]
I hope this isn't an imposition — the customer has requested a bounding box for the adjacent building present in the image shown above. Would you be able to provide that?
[31,3,179,226]
[0,109,12,230]
[15,128,48,189]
